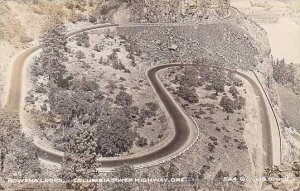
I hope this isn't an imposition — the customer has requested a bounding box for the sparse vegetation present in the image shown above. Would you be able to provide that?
[75,32,90,47]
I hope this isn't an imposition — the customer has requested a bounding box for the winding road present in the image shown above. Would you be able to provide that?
[4,7,281,171]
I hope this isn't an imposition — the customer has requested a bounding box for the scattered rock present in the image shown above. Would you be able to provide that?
[168,44,178,51]
[292,162,300,171]
[156,40,162,46]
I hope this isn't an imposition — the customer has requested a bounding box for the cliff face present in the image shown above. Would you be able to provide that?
[94,0,230,23]
[129,0,230,22]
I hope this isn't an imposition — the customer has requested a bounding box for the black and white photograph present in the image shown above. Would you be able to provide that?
[0,0,299,190]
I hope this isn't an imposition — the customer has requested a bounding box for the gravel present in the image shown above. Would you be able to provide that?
[117,22,259,70]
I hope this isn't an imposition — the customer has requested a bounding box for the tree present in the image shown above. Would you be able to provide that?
[176,86,199,103]
[0,109,20,173]
[61,123,99,190]
[178,66,203,87]
[76,50,86,60]
[234,96,246,110]
[229,85,239,98]
[3,135,41,179]
[49,89,75,121]
[94,43,103,52]
[0,109,41,190]
[135,137,148,147]
[212,80,225,95]
[76,76,100,92]
[220,96,235,113]
[213,170,230,189]
[96,113,136,157]
[75,32,90,47]
[37,23,69,87]
[159,162,180,191]
[89,15,97,23]
[115,90,133,107]
[187,170,206,191]
[105,164,135,191]
[211,68,226,95]
[273,59,296,87]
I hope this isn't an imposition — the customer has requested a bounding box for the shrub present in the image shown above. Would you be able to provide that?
[56,75,73,89]
[89,15,97,23]
[273,59,296,86]
[176,86,199,103]
[96,114,136,157]
[35,85,47,94]
[93,44,103,52]
[112,61,126,71]
[79,77,99,92]
[75,32,90,47]
[98,1,122,15]
[135,137,148,147]
[229,85,239,98]
[108,51,118,62]
[211,80,225,95]
[115,90,133,107]
[145,102,159,113]
[234,96,246,110]
[232,77,243,87]
[75,50,85,60]
[220,96,235,113]
[208,142,215,152]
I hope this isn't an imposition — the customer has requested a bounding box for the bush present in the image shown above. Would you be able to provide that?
[98,2,122,15]
[220,96,235,113]
[89,15,97,23]
[35,85,47,94]
[75,50,85,60]
[93,44,103,52]
[112,61,126,70]
[135,137,148,147]
[145,102,159,113]
[177,68,203,87]
[273,59,296,86]
[115,90,133,107]
[108,51,118,62]
[176,86,199,103]
[234,96,246,110]
[211,80,225,95]
[79,77,99,92]
[232,77,243,87]
[96,114,136,157]
[229,85,239,98]
[75,32,90,47]
[56,75,73,89]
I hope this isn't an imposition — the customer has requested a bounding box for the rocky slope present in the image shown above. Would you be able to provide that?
[262,162,300,190]
[94,0,230,23]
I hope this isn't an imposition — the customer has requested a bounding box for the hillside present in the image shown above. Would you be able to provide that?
[0,0,99,104]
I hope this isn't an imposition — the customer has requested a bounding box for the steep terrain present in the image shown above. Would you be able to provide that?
[0,0,99,104]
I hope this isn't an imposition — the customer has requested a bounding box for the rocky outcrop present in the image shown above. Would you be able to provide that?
[129,0,230,23]
[94,0,230,23]
[262,162,300,190]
